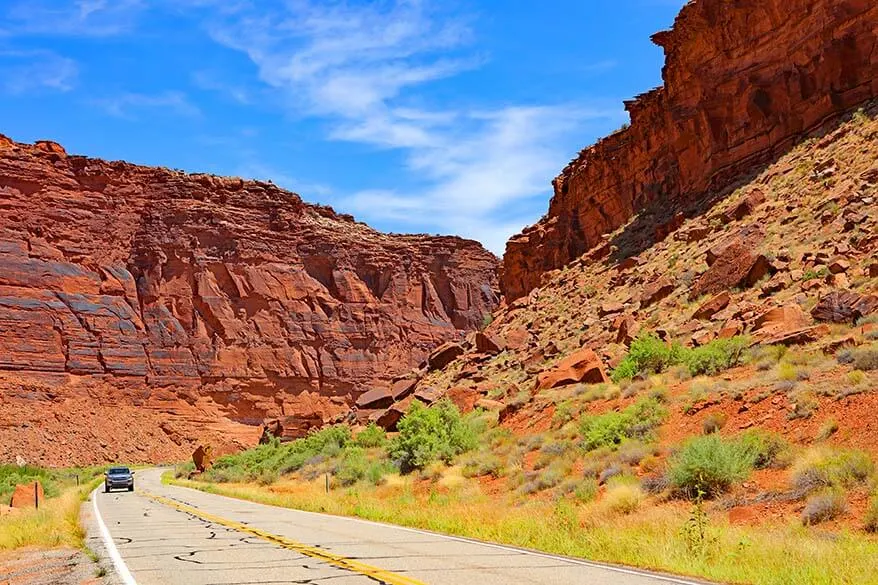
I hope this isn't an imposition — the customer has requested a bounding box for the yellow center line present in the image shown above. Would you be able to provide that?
[140,490,427,585]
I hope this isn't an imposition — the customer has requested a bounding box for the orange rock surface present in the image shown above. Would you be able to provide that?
[502,0,878,300]
[0,137,498,466]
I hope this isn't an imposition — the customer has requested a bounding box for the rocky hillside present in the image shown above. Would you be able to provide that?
[503,0,878,301]
[0,136,499,465]
[368,100,878,444]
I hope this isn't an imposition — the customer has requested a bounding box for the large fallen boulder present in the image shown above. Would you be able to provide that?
[427,342,465,371]
[811,291,878,324]
[640,277,675,308]
[474,332,505,355]
[691,238,771,299]
[537,348,608,390]
[693,292,731,320]
[356,387,395,410]
[752,305,828,346]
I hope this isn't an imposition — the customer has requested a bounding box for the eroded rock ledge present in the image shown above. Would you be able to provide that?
[0,136,499,464]
[502,0,878,300]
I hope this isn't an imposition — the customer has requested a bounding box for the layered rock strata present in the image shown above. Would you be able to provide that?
[503,0,878,300]
[0,136,499,465]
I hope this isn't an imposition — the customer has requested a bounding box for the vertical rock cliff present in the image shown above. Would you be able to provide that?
[0,136,499,465]
[502,0,878,300]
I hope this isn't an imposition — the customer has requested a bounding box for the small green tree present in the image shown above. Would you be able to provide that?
[389,400,478,472]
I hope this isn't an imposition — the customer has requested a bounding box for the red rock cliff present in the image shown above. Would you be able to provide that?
[502,0,878,300]
[0,137,499,465]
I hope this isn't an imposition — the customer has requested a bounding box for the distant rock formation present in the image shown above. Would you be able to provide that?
[502,0,878,300]
[0,136,499,465]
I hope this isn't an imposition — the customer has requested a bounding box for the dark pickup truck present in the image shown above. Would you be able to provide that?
[104,467,134,493]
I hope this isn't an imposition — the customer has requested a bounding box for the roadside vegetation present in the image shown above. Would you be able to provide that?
[0,465,106,550]
[171,388,878,585]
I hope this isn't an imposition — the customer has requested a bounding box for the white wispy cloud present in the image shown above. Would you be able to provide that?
[93,91,201,119]
[0,50,78,93]
[1,0,144,37]
[188,0,621,253]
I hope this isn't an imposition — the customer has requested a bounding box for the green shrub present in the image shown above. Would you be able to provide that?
[611,334,685,381]
[579,398,668,451]
[792,448,875,493]
[355,423,387,448]
[389,399,478,472]
[611,334,750,381]
[206,424,352,482]
[668,435,755,498]
[802,489,847,525]
[461,452,504,478]
[736,429,789,469]
[851,345,878,371]
[685,337,750,376]
[334,447,369,486]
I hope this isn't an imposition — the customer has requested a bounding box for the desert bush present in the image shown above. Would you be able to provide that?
[685,337,750,376]
[334,447,369,486]
[702,412,728,435]
[668,435,754,498]
[641,474,670,495]
[389,399,478,472]
[579,398,667,451]
[207,424,352,482]
[612,334,750,381]
[792,448,876,493]
[815,418,839,441]
[787,390,819,420]
[851,345,878,371]
[737,429,789,469]
[603,480,645,514]
[611,334,685,381]
[846,370,866,386]
[355,423,387,448]
[598,464,627,485]
[461,452,503,478]
[802,489,847,525]
[836,348,855,365]
[574,478,599,503]
[552,400,576,427]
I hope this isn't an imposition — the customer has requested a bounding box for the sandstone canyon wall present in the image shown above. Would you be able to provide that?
[503,0,878,300]
[0,136,498,465]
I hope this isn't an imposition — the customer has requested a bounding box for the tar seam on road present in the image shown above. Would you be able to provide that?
[92,486,139,585]
[140,490,427,585]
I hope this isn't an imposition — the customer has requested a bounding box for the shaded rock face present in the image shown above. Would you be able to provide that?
[0,137,499,465]
[502,0,878,300]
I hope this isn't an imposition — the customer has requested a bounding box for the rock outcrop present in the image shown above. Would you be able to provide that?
[0,136,499,465]
[502,0,878,300]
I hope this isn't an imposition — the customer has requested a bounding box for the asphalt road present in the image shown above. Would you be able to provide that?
[88,468,708,585]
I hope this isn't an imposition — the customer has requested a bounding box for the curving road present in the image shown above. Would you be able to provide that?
[86,468,709,585]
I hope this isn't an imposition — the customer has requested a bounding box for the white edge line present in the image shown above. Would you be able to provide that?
[165,473,708,585]
[91,486,138,585]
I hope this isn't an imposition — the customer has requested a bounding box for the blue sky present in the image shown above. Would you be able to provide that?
[0,0,685,254]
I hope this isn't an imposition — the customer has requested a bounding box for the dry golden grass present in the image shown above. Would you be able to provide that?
[0,489,86,550]
[169,473,878,585]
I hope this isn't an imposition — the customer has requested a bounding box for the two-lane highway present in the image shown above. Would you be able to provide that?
[89,468,707,585]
